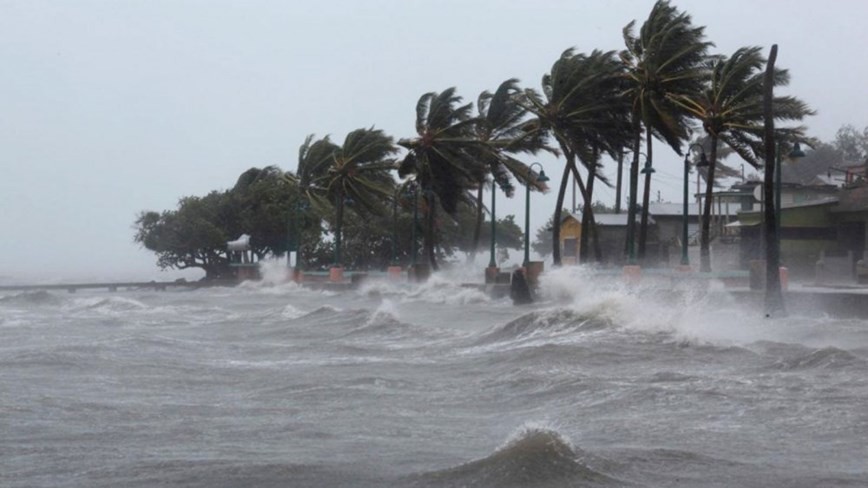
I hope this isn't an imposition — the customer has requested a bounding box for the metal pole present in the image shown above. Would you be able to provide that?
[391,194,397,265]
[411,185,418,267]
[682,154,690,266]
[296,200,304,272]
[524,177,531,266]
[287,209,293,269]
[489,181,497,268]
[334,194,342,266]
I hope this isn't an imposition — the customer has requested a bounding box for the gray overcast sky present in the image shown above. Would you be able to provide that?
[2,0,866,282]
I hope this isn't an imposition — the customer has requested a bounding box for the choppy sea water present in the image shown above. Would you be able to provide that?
[2,267,868,488]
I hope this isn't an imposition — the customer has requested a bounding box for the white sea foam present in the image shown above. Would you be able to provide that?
[281,303,305,319]
[536,265,868,349]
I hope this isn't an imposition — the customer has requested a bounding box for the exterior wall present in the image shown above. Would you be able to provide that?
[559,217,582,265]
[739,204,838,280]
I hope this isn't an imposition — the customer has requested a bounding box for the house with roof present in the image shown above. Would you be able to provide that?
[558,211,643,266]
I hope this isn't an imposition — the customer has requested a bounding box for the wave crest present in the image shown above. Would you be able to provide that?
[0,290,62,306]
[411,426,617,487]
[477,309,611,345]
[774,346,864,371]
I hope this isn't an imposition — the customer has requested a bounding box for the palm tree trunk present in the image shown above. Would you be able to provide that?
[468,186,484,263]
[424,191,439,271]
[615,149,624,214]
[552,145,575,266]
[625,121,642,262]
[700,134,719,272]
[570,163,602,264]
[579,147,598,263]
[334,186,345,267]
[763,44,784,315]
[579,170,593,264]
[588,163,603,262]
[638,125,653,261]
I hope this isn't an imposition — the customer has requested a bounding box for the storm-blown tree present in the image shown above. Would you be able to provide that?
[398,88,490,271]
[521,49,631,265]
[321,128,398,267]
[621,0,712,261]
[232,165,295,257]
[467,79,550,263]
[669,46,813,271]
[134,191,238,279]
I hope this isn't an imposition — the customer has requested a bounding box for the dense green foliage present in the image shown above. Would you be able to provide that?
[136,0,827,277]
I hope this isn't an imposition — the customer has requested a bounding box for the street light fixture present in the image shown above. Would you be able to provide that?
[683,144,708,267]
[524,163,549,267]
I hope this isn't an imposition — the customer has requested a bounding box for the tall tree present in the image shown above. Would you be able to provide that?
[134,191,238,279]
[468,78,550,263]
[670,46,813,271]
[521,49,631,265]
[322,128,398,267]
[832,124,868,163]
[398,88,489,270]
[232,166,294,258]
[621,0,712,261]
[284,134,340,269]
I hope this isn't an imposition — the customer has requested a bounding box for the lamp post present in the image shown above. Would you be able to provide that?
[489,180,498,269]
[287,204,295,269]
[683,144,709,267]
[391,190,398,265]
[411,182,418,267]
[524,162,550,266]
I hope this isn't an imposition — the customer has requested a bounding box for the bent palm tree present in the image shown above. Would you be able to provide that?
[669,46,814,271]
[325,128,398,266]
[468,78,551,263]
[284,135,340,269]
[621,0,712,261]
[520,49,631,265]
[398,88,489,270]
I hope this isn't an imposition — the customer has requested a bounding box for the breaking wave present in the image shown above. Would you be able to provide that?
[476,308,612,345]
[67,296,149,313]
[772,346,866,371]
[0,290,62,306]
[407,424,619,487]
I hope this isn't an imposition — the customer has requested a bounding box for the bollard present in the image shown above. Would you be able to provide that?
[387,266,403,281]
[329,266,344,283]
[525,261,544,286]
[484,266,499,284]
[622,265,641,284]
[779,266,789,291]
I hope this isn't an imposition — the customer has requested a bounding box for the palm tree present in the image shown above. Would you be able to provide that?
[520,49,631,265]
[468,78,550,263]
[325,128,399,267]
[621,0,712,261]
[398,88,489,270]
[669,46,814,271]
[285,134,340,269]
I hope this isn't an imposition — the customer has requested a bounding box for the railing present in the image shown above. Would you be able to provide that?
[0,279,237,293]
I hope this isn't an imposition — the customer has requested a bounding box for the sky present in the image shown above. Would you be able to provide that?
[2,0,867,282]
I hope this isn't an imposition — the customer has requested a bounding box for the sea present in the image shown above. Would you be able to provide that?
[2,265,867,488]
